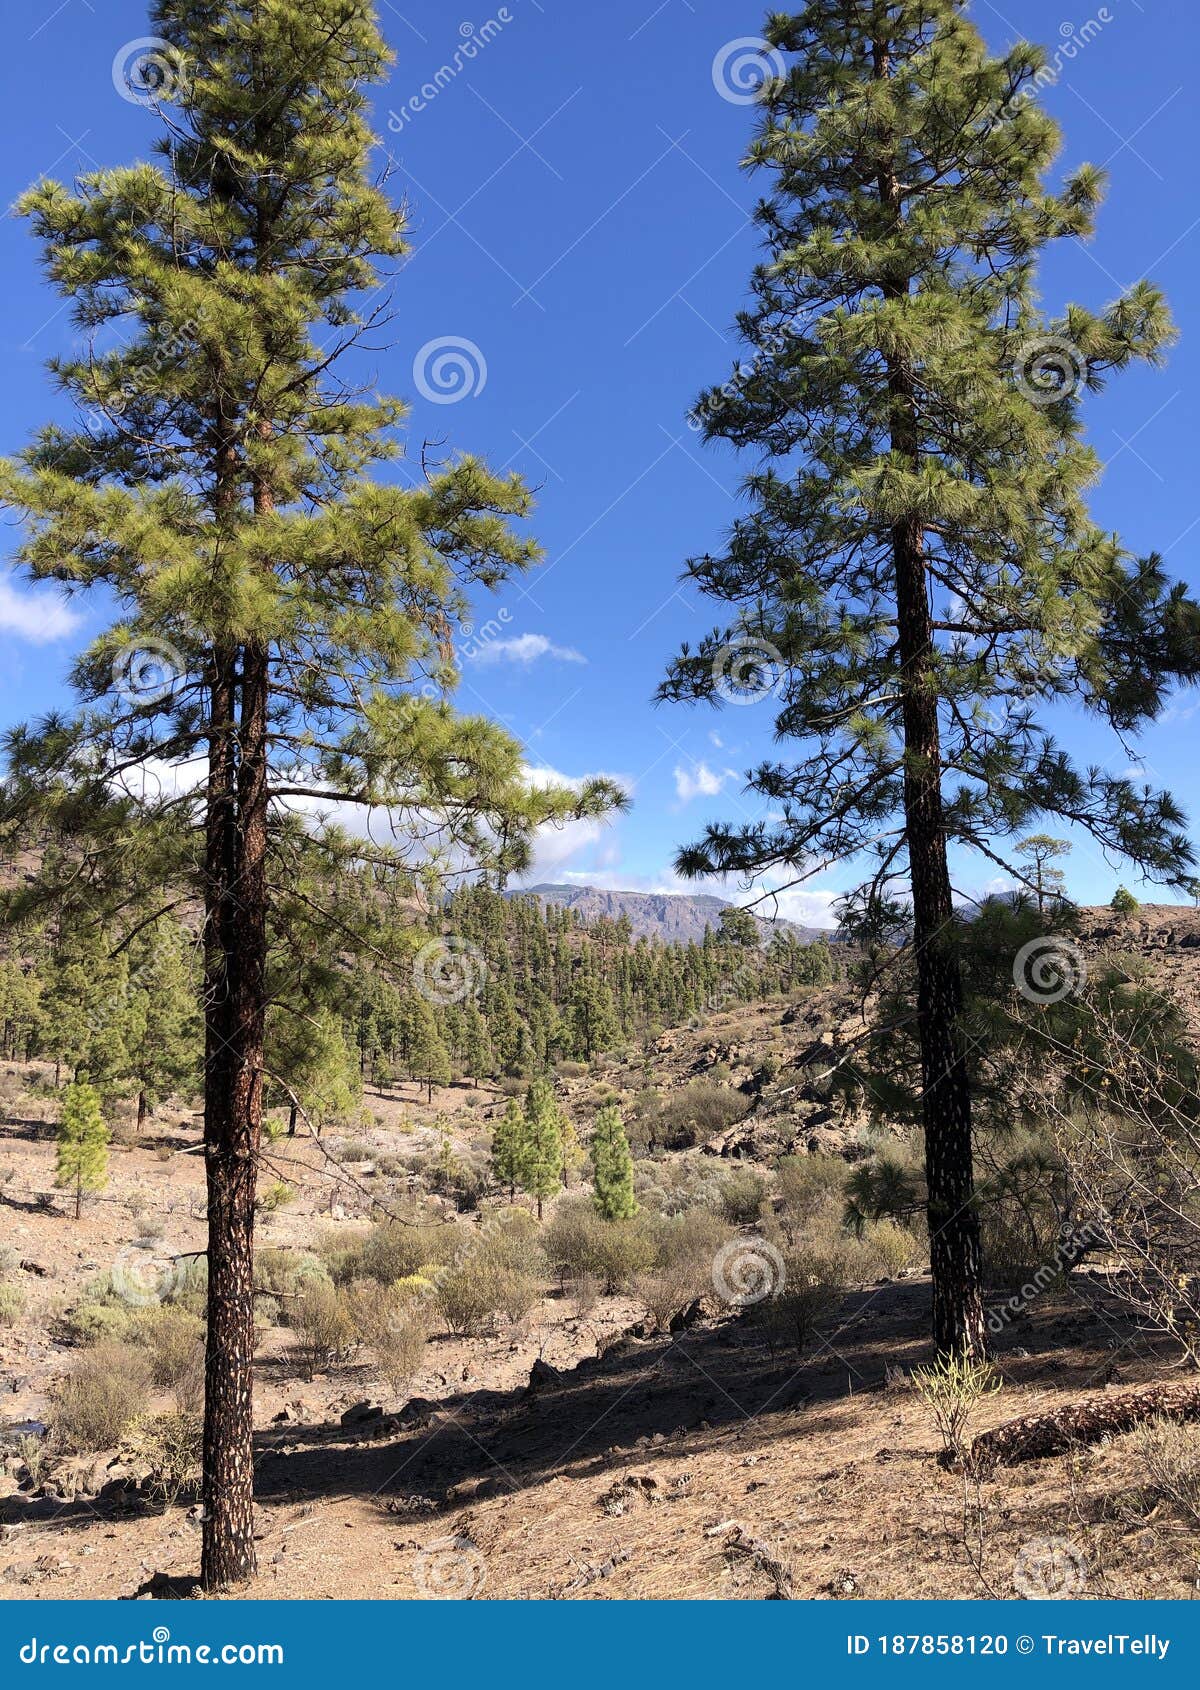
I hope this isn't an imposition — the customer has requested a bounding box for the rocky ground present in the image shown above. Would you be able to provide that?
[2,905,1199,1601]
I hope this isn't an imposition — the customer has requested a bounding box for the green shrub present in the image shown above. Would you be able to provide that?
[0,1279,24,1327]
[258,1180,296,1213]
[719,1170,766,1225]
[859,1217,922,1279]
[543,1197,657,1293]
[129,1305,205,1406]
[343,1280,429,1397]
[328,1219,450,1287]
[290,1282,357,1379]
[54,1341,153,1452]
[657,1082,751,1150]
[255,1248,331,1311]
[431,1256,501,1337]
[776,1153,848,1222]
[911,1353,1000,1466]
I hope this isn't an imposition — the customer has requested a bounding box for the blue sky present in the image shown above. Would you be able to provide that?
[2,0,1197,924]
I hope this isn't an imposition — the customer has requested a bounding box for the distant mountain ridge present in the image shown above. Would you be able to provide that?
[510,883,831,946]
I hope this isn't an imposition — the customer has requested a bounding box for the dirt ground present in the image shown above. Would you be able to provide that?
[4,911,1200,1601]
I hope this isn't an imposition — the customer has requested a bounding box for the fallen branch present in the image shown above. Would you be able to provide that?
[967,1380,1200,1474]
[723,1524,795,1599]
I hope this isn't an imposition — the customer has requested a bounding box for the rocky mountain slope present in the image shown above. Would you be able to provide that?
[511,883,830,946]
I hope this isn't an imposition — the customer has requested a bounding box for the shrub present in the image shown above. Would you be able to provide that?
[752,1255,841,1355]
[633,1210,735,1328]
[337,1140,374,1163]
[129,1305,205,1407]
[1137,1418,1200,1528]
[650,1208,732,1270]
[719,1170,766,1225]
[432,1256,501,1337]
[255,1248,331,1311]
[657,1082,751,1150]
[330,1219,450,1287]
[343,1280,429,1397]
[258,1180,296,1213]
[0,1279,24,1327]
[776,1153,848,1222]
[635,1261,706,1331]
[120,1411,202,1506]
[569,1271,600,1319]
[911,1353,1000,1466]
[543,1198,606,1285]
[858,1218,922,1279]
[290,1283,357,1379]
[54,1341,153,1452]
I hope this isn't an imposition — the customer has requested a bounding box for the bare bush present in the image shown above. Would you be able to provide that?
[1137,1417,1200,1528]
[120,1410,202,1506]
[54,1342,153,1452]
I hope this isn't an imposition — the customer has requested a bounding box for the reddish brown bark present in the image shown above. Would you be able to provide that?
[875,35,985,1360]
[967,1381,1200,1473]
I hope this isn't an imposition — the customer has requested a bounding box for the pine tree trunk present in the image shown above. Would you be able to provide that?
[137,1089,148,1131]
[287,1102,298,1137]
[200,632,269,1590]
[876,46,985,1357]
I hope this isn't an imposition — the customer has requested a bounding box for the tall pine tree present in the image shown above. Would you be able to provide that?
[0,0,619,1586]
[661,2,1200,1356]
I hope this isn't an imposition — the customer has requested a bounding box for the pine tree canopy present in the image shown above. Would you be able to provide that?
[660,0,1200,911]
[0,0,623,972]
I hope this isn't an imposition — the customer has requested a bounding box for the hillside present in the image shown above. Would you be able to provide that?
[2,900,1199,1598]
[512,883,831,946]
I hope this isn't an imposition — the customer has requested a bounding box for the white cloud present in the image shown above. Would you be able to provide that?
[673,761,729,803]
[522,763,627,881]
[473,633,586,667]
[0,575,84,644]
